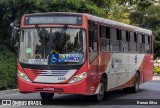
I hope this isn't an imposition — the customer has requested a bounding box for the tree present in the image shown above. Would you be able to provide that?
[0,0,107,89]
[0,0,106,51]
[130,2,160,58]
[107,5,131,24]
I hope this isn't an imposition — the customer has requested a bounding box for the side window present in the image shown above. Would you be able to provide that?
[100,25,109,51]
[88,20,98,63]
[121,30,129,53]
[141,34,145,53]
[110,28,117,40]
[129,32,136,53]
[93,24,98,51]
[121,30,126,41]
[149,36,152,53]
[137,34,142,53]
[137,34,142,43]
[145,35,152,53]
[130,32,134,42]
[145,35,149,44]
[110,28,120,52]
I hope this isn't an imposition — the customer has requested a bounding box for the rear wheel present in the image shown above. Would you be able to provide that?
[123,73,140,93]
[131,73,140,93]
[40,92,54,100]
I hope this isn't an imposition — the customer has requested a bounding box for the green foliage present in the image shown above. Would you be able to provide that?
[0,0,106,45]
[108,5,130,24]
[154,66,160,74]
[130,2,160,58]
[0,50,17,90]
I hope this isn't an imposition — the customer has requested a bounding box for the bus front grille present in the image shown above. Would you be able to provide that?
[31,69,68,76]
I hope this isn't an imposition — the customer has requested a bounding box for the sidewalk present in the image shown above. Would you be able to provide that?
[152,74,160,80]
[0,89,18,96]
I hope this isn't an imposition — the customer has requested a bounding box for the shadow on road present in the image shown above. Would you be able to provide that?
[41,89,148,105]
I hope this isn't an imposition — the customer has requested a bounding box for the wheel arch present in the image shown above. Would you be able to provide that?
[101,73,108,91]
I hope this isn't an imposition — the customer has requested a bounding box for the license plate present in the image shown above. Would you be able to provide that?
[43,87,54,91]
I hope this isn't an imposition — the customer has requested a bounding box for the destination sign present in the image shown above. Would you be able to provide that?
[50,54,80,63]
[24,15,82,25]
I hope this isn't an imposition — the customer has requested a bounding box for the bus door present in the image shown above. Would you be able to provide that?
[88,21,99,94]
[99,25,111,91]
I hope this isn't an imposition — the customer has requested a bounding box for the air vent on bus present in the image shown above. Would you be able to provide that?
[31,69,68,76]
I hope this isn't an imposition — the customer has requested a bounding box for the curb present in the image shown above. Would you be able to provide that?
[152,75,160,80]
[153,74,160,76]
[0,89,18,96]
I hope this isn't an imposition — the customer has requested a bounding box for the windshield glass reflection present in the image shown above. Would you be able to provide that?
[19,28,86,65]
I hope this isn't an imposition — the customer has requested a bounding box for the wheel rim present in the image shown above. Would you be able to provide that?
[97,83,104,100]
[135,75,139,92]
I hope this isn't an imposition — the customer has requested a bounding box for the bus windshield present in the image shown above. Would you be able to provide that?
[19,28,86,65]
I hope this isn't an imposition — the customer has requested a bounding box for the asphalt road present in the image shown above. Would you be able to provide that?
[0,77,160,108]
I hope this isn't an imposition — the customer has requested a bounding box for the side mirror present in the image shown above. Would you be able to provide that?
[10,20,20,44]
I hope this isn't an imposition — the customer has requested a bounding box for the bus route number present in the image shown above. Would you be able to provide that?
[58,77,66,80]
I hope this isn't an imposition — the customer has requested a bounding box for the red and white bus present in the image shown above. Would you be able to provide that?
[15,12,153,101]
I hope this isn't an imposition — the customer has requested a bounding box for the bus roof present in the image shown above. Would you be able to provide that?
[84,14,152,36]
[24,12,152,35]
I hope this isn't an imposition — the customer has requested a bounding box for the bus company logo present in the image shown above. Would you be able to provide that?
[47,70,52,75]
[114,58,122,63]
[111,58,122,68]
[59,55,66,62]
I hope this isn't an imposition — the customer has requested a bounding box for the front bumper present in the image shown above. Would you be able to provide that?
[18,76,88,95]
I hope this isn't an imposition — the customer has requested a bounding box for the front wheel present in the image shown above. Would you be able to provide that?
[93,82,105,102]
[40,92,54,100]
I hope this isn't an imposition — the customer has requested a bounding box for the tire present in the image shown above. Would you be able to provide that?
[93,77,106,102]
[40,92,54,100]
[130,73,140,93]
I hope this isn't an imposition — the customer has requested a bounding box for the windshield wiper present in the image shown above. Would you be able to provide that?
[35,25,44,40]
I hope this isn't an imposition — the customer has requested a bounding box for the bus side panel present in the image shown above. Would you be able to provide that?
[106,53,145,90]
[143,54,153,82]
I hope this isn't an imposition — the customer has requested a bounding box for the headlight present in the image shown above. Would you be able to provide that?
[17,70,31,82]
[68,72,87,83]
